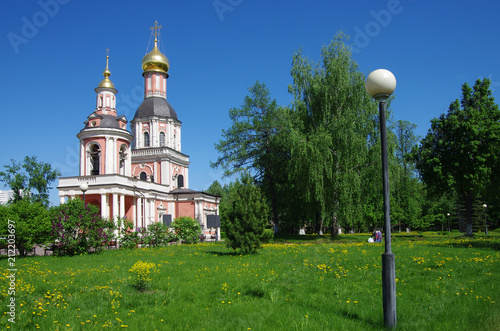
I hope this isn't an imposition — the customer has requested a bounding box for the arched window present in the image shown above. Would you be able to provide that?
[144,132,150,147]
[177,174,184,188]
[140,172,147,181]
[89,144,100,175]
[119,145,127,175]
[159,132,165,147]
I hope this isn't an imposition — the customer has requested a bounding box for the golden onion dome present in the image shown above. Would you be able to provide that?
[95,54,117,93]
[141,42,169,75]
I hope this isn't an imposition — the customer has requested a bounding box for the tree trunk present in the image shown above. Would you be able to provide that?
[331,214,339,238]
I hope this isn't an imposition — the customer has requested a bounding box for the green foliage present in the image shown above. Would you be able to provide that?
[206,180,224,197]
[129,260,158,292]
[51,199,115,255]
[172,216,201,244]
[413,78,500,235]
[117,218,140,249]
[285,32,379,232]
[0,199,52,256]
[118,220,177,249]
[211,81,285,227]
[147,222,177,247]
[261,228,274,244]
[221,173,270,254]
[0,156,61,207]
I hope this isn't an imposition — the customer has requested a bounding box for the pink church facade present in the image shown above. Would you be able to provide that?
[58,25,220,239]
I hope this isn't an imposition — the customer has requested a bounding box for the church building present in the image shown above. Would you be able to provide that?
[57,22,220,239]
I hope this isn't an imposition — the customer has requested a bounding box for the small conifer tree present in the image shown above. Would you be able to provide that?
[221,173,270,254]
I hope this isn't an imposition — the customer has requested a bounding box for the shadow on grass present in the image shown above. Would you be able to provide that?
[205,250,241,256]
[272,233,366,244]
[339,309,384,329]
[431,237,500,251]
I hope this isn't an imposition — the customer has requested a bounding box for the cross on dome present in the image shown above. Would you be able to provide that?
[150,21,162,44]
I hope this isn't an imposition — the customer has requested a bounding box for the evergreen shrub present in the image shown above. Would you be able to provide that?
[221,174,270,254]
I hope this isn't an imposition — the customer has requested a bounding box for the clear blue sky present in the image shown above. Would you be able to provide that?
[1,0,499,206]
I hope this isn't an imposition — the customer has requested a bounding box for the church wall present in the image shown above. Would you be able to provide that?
[154,161,161,184]
[125,195,134,221]
[170,163,187,189]
[83,193,101,209]
[177,201,195,219]
[132,163,154,179]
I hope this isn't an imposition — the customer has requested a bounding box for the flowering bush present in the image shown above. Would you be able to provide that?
[119,221,177,249]
[147,222,177,247]
[129,260,158,291]
[51,199,115,255]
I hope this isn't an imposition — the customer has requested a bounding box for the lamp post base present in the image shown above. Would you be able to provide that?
[382,251,397,329]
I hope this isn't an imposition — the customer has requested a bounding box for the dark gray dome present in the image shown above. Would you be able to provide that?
[133,97,178,120]
[83,113,128,130]
[99,115,123,129]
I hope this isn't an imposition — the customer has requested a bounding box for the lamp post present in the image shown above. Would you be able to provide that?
[482,204,488,236]
[447,213,451,232]
[80,182,89,204]
[365,69,397,329]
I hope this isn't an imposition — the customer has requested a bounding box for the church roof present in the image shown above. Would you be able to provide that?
[133,97,178,120]
[83,113,128,130]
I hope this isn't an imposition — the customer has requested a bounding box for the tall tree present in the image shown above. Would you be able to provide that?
[206,180,224,197]
[0,200,52,257]
[0,156,61,207]
[286,32,379,234]
[413,78,500,236]
[392,120,422,231]
[211,81,283,228]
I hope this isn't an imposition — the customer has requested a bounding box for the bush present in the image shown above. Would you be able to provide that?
[147,222,177,246]
[172,216,201,244]
[51,199,115,255]
[129,260,158,292]
[221,173,270,254]
[262,228,274,243]
[118,220,178,249]
[0,199,52,256]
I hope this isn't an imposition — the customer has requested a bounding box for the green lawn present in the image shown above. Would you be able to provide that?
[1,232,499,330]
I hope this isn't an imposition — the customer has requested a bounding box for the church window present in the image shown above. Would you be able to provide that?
[140,172,147,181]
[89,144,100,175]
[144,132,150,147]
[177,174,184,188]
[159,132,165,147]
[119,145,127,175]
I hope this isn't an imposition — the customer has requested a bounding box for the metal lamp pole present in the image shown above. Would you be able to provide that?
[366,69,397,329]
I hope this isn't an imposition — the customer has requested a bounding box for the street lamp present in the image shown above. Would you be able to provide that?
[482,204,488,236]
[80,182,89,203]
[447,213,451,232]
[365,69,397,329]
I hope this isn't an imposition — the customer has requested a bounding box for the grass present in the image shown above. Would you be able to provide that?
[1,232,499,330]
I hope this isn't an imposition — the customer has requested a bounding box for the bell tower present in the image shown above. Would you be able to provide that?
[130,22,189,189]
[77,51,133,177]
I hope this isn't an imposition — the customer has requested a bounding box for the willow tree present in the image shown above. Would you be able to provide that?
[286,32,379,233]
[413,78,500,236]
